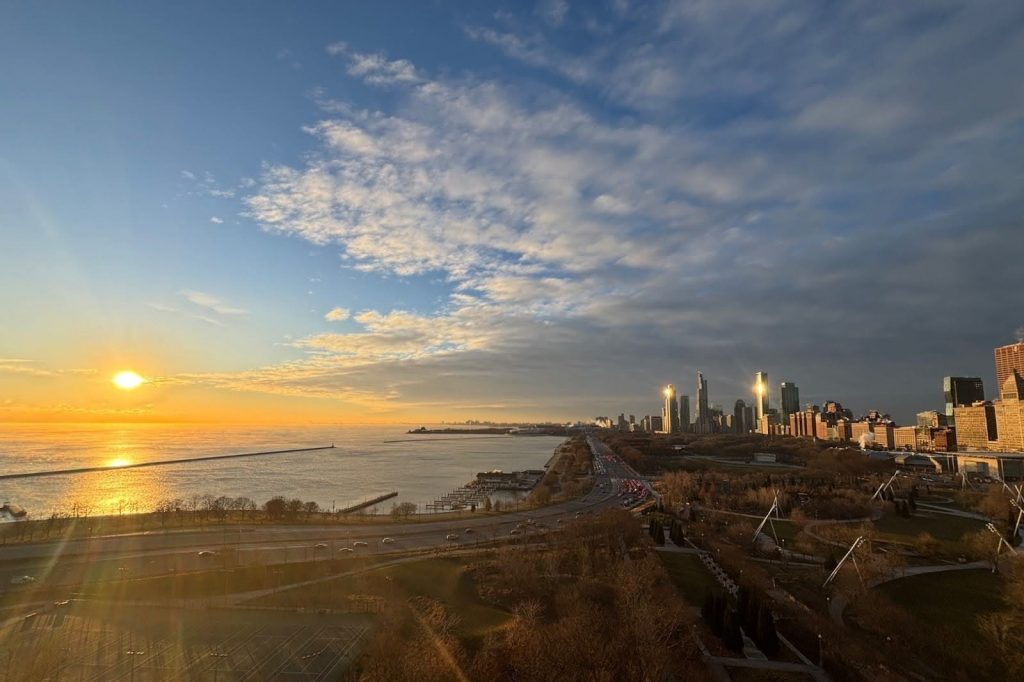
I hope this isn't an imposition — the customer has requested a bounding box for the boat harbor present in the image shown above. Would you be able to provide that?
[424,469,545,511]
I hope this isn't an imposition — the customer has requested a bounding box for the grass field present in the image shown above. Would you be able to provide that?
[878,569,1004,642]
[72,556,385,603]
[657,551,718,604]
[871,512,986,542]
[247,557,510,642]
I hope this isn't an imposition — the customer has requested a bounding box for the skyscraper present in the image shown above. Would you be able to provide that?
[780,381,799,418]
[696,371,711,433]
[995,342,1024,392]
[678,394,691,432]
[943,376,985,427]
[733,399,747,434]
[662,384,680,433]
[754,371,769,422]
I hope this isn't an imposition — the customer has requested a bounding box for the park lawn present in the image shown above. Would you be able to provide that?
[249,557,510,642]
[77,556,385,602]
[871,512,986,543]
[658,551,718,604]
[379,558,511,638]
[878,569,1004,643]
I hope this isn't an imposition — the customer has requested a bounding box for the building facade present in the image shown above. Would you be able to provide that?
[944,376,985,428]
[995,342,1024,392]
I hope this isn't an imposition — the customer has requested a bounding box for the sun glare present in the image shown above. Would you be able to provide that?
[108,457,132,468]
[112,370,145,390]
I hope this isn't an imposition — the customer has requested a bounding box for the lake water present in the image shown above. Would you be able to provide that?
[0,424,564,518]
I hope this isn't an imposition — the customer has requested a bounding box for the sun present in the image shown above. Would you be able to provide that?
[112,370,145,390]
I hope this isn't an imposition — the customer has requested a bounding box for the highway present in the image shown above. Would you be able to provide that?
[0,435,645,592]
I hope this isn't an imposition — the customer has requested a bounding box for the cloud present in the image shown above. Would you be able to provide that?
[179,290,248,316]
[0,359,96,378]
[209,216,224,224]
[225,6,1024,422]
[327,42,421,85]
[324,307,351,322]
[538,0,570,27]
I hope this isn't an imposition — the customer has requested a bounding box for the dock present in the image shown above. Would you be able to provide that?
[0,445,336,481]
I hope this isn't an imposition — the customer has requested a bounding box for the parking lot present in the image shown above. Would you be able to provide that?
[0,602,371,681]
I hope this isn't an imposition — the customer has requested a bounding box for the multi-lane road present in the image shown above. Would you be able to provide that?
[1,435,646,591]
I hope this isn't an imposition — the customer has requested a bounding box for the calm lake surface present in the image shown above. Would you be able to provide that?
[0,424,564,518]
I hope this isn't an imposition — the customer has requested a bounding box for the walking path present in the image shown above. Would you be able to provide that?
[828,560,990,625]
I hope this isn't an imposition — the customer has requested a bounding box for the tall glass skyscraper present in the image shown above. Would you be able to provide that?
[662,384,680,433]
[697,371,711,433]
[780,381,800,418]
[754,371,769,422]
[678,394,691,432]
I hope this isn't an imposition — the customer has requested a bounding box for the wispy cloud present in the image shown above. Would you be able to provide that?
[209,216,224,224]
[0,359,96,378]
[179,290,248,316]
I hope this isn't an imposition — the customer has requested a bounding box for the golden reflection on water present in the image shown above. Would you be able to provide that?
[59,430,170,517]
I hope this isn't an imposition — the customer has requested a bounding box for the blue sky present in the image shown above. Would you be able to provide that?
[1,0,1023,423]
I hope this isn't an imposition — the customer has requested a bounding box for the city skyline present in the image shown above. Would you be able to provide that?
[2,2,1024,424]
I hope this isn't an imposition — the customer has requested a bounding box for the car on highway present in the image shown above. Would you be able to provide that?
[53,600,71,607]
[381,537,395,544]
[352,541,369,548]
[197,550,217,558]
[10,575,36,585]
[445,533,459,541]
[510,528,521,535]
[463,528,473,534]
[337,547,354,553]
[313,542,328,549]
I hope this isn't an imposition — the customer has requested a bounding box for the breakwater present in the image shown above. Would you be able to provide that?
[338,491,398,514]
[0,445,336,481]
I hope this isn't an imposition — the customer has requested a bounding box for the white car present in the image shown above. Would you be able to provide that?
[10,575,36,585]
[313,543,328,549]
[352,541,369,548]
[463,528,474,534]
[446,533,459,541]
[197,550,217,558]
[381,537,395,544]
[337,547,354,553]
[510,529,521,535]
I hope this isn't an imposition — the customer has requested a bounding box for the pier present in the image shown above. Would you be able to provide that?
[0,445,336,481]
[337,491,398,514]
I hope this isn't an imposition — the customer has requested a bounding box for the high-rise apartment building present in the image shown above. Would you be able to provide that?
[679,395,691,432]
[790,405,819,438]
[944,376,985,427]
[995,342,1024,393]
[780,382,799,418]
[754,371,769,422]
[662,384,680,433]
